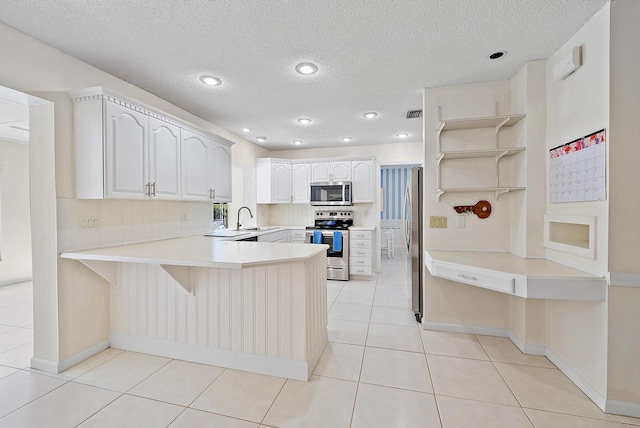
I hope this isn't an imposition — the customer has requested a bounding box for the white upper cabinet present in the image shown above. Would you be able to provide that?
[181,130,211,200]
[104,101,148,199]
[256,158,292,204]
[351,159,376,203]
[68,87,234,201]
[210,141,232,202]
[257,156,374,205]
[311,160,352,182]
[291,162,311,203]
[149,117,181,199]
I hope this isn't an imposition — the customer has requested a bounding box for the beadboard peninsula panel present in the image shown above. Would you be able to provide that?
[109,254,327,380]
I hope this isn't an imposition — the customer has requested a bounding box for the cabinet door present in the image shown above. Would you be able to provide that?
[104,101,148,199]
[210,141,232,202]
[271,162,292,203]
[311,162,331,182]
[149,117,181,199]
[291,162,311,203]
[352,160,375,203]
[331,161,352,181]
[181,130,211,200]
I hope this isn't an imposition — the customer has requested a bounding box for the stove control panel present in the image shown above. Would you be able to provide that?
[315,210,353,220]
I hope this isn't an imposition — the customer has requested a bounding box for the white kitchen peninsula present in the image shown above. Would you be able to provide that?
[60,236,329,381]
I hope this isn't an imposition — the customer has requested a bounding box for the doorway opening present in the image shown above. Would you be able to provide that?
[0,84,57,371]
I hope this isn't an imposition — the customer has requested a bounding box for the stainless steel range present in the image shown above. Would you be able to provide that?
[305,210,352,281]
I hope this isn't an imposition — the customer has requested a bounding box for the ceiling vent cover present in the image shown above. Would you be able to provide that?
[406,109,423,119]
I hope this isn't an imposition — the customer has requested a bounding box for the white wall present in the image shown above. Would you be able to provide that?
[606,0,640,406]
[0,139,32,285]
[544,4,611,399]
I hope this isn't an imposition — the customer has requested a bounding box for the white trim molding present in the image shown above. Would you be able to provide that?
[610,272,640,288]
[605,399,640,418]
[30,340,110,374]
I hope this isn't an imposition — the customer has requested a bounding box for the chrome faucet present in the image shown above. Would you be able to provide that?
[236,206,253,230]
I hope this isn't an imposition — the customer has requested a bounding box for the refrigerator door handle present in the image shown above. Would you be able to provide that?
[403,185,411,250]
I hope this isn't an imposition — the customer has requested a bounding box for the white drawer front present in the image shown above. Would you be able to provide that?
[433,263,515,294]
[350,239,372,249]
[289,229,306,239]
[349,257,371,267]
[350,248,372,258]
[350,266,372,276]
[351,231,372,240]
[291,239,306,244]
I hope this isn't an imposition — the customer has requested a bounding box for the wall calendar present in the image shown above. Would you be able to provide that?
[549,129,606,203]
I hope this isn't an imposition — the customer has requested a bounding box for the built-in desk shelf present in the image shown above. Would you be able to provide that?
[424,250,606,301]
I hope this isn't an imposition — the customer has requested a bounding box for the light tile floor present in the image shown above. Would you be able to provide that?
[1,256,639,427]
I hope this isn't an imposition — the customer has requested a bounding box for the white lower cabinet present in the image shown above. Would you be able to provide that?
[289,228,306,244]
[349,229,374,276]
[257,229,289,243]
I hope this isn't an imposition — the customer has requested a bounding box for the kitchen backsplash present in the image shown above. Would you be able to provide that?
[260,203,377,228]
[57,198,214,251]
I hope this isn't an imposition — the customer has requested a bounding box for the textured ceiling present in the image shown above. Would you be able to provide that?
[0,0,608,150]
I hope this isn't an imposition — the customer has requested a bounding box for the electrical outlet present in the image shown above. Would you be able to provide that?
[429,216,448,228]
[181,213,188,222]
[80,217,100,228]
[456,215,465,228]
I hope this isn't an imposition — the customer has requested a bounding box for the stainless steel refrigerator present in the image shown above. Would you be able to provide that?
[403,167,423,323]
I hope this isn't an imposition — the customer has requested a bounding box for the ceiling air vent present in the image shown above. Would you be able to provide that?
[405,109,422,119]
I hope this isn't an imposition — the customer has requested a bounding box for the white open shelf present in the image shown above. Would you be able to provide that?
[544,214,596,259]
[436,186,526,201]
[436,114,526,132]
[437,147,525,160]
[435,110,526,201]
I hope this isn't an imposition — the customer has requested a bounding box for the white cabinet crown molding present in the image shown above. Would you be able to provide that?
[68,86,235,147]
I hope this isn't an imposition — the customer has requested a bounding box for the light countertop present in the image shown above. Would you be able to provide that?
[60,235,328,269]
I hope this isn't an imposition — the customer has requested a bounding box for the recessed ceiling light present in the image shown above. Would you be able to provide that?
[341,137,352,142]
[256,136,267,142]
[295,62,318,75]
[396,132,409,138]
[363,112,378,119]
[489,51,506,60]
[297,118,312,125]
[293,140,303,145]
[242,128,251,133]
[199,75,222,86]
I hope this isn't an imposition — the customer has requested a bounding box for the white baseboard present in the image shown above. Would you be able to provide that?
[606,399,640,418]
[422,321,509,338]
[111,333,323,382]
[30,340,110,374]
[507,331,546,356]
[421,321,640,416]
[545,348,606,411]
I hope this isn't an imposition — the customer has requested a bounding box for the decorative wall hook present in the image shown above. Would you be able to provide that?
[453,200,492,219]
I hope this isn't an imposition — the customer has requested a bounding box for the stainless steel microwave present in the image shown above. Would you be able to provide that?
[310,182,352,206]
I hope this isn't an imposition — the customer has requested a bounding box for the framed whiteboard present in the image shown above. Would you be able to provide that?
[549,129,606,203]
